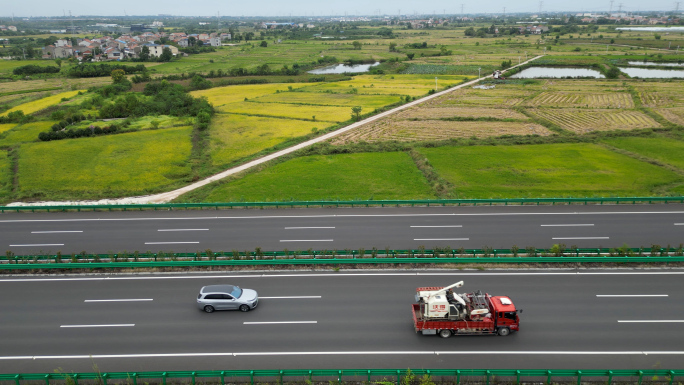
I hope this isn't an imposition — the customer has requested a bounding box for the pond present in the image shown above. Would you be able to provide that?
[308,62,380,74]
[619,67,684,79]
[510,67,604,79]
[627,61,684,67]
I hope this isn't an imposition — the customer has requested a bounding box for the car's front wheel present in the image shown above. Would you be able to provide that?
[204,305,215,313]
[239,304,250,312]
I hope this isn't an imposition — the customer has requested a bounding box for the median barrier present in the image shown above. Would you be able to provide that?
[1,247,683,270]
[0,368,680,385]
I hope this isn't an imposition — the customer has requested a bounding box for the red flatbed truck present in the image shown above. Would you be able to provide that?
[412,282,521,338]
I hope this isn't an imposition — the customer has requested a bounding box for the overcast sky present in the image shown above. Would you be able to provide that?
[1,0,680,18]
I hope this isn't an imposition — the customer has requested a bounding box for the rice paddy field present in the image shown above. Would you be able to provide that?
[0,121,56,147]
[0,90,82,117]
[603,135,684,171]
[527,108,661,133]
[16,126,193,199]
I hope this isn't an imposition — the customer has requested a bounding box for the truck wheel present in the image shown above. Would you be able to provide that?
[497,327,510,336]
[439,329,452,338]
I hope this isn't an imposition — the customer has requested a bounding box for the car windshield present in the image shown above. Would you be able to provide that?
[231,286,242,298]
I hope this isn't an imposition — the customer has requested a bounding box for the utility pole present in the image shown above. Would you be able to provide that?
[539,1,543,15]
[609,0,614,16]
[461,4,464,16]
[503,7,506,23]
[615,3,623,24]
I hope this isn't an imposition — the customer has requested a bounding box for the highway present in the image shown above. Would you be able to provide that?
[0,270,683,373]
[2,204,684,254]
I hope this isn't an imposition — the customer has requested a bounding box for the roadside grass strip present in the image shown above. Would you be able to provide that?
[209,114,330,167]
[0,150,11,201]
[190,83,311,108]
[17,126,193,197]
[0,121,57,147]
[0,91,81,117]
[195,152,436,202]
[417,143,683,198]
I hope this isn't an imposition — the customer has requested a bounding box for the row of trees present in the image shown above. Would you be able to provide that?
[13,65,60,76]
[39,124,120,141]
[67,63,147,78]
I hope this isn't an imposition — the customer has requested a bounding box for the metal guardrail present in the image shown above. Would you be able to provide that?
[0,368,680,385]
[1,247,683,270]
[2,196,684,212]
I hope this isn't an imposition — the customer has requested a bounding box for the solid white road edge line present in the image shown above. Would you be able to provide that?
[618,320,684,323]
[60,324,135,328]
[552,237,609,240]
[410,225,463,228]
[259,296,321,299]
[541,224,594,227]
[2,351,684,360]
[9,244,64,247]
[5,210,684,223]
[597,295,668,297]
[84,299,154,302]
[243,321,317,325]
[31,231,83,233]
[414,238,469,241]
[3,271,684,283]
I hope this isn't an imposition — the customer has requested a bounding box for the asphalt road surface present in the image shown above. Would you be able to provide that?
[1,270,683,373]
[2,204,684,254]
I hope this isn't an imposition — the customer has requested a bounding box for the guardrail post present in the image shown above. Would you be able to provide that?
[338,370,342,384]
[220,371,225,385]
[456,370,461,385]
[44,374,50,385]
[162,372,167,385]
[486,370,491,385]
[367,370,371,383]
[397,370,401,385]
[192,371,196,385]
[516,370,521,385]
[279,370,283,385]
[547,370,552,385]
[102,373,107,385]
[668,370,675,385]
[132,373,137,385]
[73,374,78,385]
[576,370,582,385]
[250,370,254,385]
[14,374,20,385]
[309,370,313,383]
[607,370,613,385]
[637,371,644,385]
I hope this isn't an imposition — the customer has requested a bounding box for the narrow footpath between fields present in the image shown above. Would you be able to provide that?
[9,56,544,206]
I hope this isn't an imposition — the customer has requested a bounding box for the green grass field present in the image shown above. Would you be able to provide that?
[0,150,11,200]
[418,143,683,198]
[0,121,56,147]
[180,152,436,202]
[16,126,193,200]
[603,136,684,171]
[221,102,351,122]
[209,114,328,167]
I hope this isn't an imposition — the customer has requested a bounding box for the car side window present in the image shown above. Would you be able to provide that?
[205,294,222,300]
[222,294,234,300]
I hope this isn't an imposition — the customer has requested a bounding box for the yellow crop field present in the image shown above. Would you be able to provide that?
[525,92,634,108]
[221,102,351,122]
[655,108,684,126]
[18,126,193,196]
[330,120,550,144]
[395,106,530,120]
[190,83,310,108]
[0,90,81,117]
[299,74,472,96]
[0,124,17,134]
[0,121,56,147]
[252,92,401,108]
[527,108,661,133]
[210,113,330,166]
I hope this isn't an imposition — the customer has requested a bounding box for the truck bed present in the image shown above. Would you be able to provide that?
[412,303,496,335]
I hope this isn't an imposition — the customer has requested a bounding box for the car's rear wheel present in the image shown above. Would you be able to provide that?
[204,305,215,313]
[239,304,250,312]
